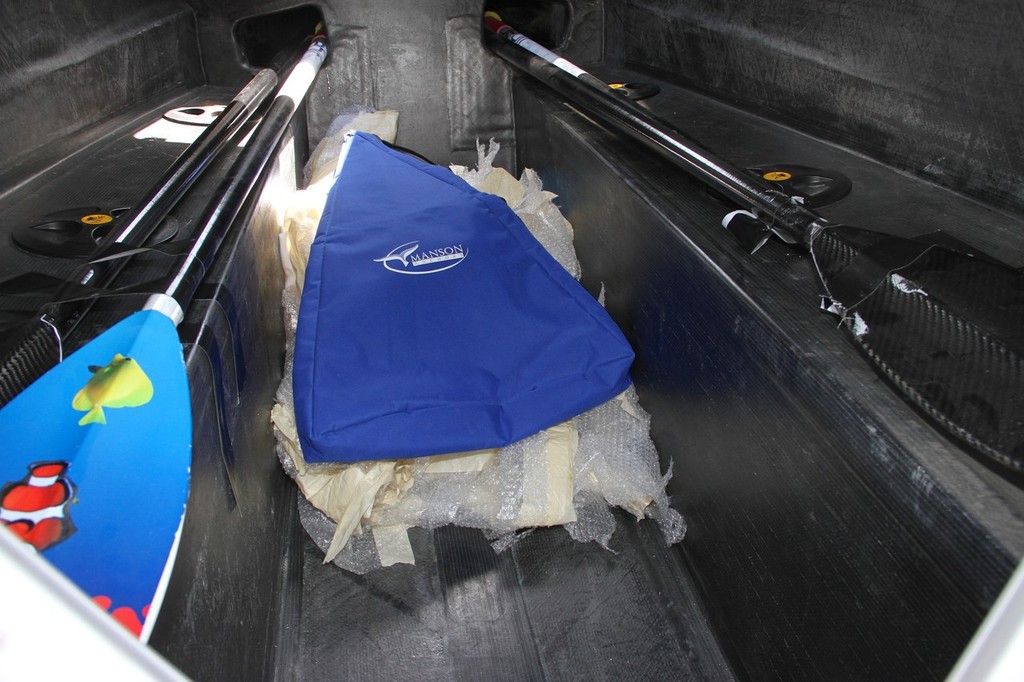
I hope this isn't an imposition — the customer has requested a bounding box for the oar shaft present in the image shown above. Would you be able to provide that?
[94,23,328,264]
[0,69,280,408]
[483,14,828,246]
[145,34,329,325]
[112,71,280,248]
[55,68,279,328]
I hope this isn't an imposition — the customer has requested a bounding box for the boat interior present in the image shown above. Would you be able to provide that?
[1,0,1023,679]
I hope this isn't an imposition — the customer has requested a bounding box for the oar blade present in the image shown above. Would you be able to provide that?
[813,227,1024,468]
[0,309,191,640]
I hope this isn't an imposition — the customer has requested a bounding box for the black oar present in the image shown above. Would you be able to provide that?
[147,32,328,327]
[484,13,1024,469]
[0,66,279,407]
[0,30,328,640]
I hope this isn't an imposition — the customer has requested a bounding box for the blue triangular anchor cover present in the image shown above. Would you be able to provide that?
[293,132,634,462]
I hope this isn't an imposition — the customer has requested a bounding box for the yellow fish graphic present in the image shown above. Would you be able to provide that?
[72,354,154,426]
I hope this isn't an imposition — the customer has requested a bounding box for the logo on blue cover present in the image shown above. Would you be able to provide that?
[374,241,467,275]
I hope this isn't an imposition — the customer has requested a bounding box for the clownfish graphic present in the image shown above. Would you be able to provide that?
[0,461,76,551]
[72,353,154,426]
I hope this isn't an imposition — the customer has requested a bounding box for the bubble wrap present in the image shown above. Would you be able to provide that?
[452,141,581,279]
[272,126,684,575]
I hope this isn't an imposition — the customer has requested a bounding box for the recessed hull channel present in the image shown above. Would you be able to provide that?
[0,1,1022,680]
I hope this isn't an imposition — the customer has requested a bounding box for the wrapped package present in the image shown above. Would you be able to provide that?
[271,112,685,573]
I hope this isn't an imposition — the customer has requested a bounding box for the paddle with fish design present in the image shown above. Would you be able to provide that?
[484,13,1024,470]
[0,30,328,640]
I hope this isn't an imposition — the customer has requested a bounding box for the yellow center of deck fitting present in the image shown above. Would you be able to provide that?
[80,213,113,225]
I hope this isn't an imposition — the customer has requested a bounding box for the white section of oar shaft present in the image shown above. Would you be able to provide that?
[277,38,328,105]
[143,293,184,327]
[508,32,586,78]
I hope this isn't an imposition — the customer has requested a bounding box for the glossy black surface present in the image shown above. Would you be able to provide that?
[609,0,1024,215]
[514,73,1024,679]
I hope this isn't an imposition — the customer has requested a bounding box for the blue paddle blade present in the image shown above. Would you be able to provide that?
[294,132,635,462]
[0,309,190,641]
